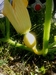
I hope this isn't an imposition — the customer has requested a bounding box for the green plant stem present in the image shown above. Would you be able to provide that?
[0,38,33,52]
[0,18,10,42]
[0,37,42,55]
[42,0,52,55]
[48,47,56,53]
[5,17,10,39]
[7,39,33,52]
[7,39,43,55]
[48,41,56,48]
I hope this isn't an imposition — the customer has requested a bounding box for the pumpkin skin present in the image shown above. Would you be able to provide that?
[23,33,36,48]
[23,32,42,55]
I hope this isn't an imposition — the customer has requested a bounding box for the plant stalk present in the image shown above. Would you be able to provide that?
[43,0,52,55]
[5,17,10,39]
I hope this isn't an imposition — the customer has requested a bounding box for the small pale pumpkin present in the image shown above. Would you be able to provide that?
[23,33,36,48]
[23,32,42,55]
